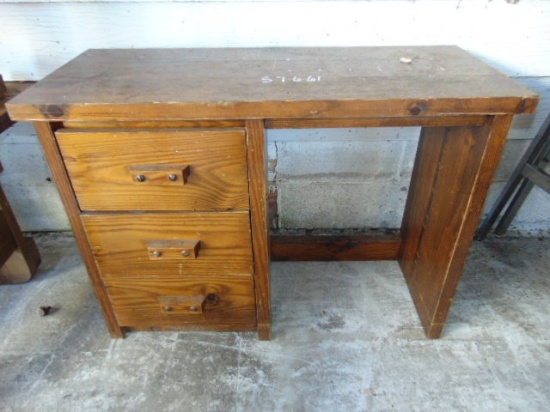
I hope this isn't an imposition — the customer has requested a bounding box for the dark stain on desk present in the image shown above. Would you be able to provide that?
[39,104,67,119]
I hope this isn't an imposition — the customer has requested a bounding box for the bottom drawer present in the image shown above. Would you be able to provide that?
[106,276,256,331]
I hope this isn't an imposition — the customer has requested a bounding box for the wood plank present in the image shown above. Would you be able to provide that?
[399,127,447,278]
[33,122,125,338]
[246,119,272,340]
[9,96,536,124]
[266,115,491,129]
[399,116,513,338]
[7,47,538,122]
[271,234,401,261]
[62,120,245,129]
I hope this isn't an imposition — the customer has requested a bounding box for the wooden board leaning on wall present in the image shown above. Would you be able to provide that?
[0,76,35,134]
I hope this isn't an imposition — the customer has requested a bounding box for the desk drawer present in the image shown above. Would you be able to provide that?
[106,276,256,331]
[56,128,249,211]
[82,212,253,278]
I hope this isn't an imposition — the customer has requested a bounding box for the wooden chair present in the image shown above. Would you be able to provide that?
[0,75,41,283]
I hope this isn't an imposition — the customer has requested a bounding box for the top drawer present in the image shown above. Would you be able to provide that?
[56,128,250,211]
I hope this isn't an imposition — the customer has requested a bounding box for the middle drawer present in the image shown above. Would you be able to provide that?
[82,212,253,279]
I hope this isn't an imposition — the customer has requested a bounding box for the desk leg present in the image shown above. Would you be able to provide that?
[34,122,125,338]
[400,116,512,338]
[246,119,272,340]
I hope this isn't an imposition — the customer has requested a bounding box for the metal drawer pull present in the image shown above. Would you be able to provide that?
[147,239,200,260]
[157,295,208,314]
[129,164,191,186]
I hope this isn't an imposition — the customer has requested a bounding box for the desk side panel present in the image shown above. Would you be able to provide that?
[399,116,512,338]
[33,122,124,338]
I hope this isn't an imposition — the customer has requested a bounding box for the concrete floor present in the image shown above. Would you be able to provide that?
[0,233,548,411]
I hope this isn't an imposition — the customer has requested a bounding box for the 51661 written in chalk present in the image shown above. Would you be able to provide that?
[261,75,322,84]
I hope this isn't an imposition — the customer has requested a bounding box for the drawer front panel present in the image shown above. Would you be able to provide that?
[82,212,253,278]
[56,128,249,211]
[106,276,256,331]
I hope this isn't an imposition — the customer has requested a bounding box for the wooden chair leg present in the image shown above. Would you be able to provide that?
[0,167,42,284]
[0,238,41,284]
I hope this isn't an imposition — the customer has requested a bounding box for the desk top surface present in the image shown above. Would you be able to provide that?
[7,46,538,121]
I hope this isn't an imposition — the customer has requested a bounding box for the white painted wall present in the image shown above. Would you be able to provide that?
[1,0,549,234]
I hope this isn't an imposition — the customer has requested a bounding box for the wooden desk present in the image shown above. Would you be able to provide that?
[7,47,538,339]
